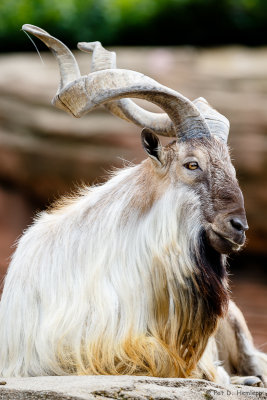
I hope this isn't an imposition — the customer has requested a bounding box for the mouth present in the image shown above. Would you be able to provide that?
[214,230,243,251]
[207,228,245,254]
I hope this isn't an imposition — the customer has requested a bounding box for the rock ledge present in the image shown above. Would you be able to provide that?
[0,375,266,400]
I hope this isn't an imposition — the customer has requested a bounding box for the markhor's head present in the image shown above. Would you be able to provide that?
[22,24,248,257]
[142,129,247,255]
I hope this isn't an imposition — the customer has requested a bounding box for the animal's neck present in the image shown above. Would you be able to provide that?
[116,163,229,317]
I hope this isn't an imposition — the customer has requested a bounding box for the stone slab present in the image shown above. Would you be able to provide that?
[0,376,266,400]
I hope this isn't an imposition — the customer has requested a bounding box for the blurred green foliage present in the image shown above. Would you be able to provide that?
[0,0,267,51]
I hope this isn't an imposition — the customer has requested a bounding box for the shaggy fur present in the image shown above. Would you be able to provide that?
[0,135,265,383]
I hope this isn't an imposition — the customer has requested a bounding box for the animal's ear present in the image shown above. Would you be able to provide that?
[141,128,163,165]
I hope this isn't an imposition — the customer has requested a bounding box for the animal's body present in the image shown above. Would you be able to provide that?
[0,137,229,377]
[0,24,266,385]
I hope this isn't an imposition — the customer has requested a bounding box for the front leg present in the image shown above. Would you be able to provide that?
[215,300,267,387]
[195,334,264,387]
[192,336,231,385]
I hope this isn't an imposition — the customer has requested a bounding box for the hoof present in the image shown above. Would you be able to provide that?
[244,376,263,387]
[231,375,264,387]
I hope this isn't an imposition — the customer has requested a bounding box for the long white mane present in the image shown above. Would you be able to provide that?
[0,162,202,377]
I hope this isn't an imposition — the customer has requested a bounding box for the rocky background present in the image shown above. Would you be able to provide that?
[0,47,266,351]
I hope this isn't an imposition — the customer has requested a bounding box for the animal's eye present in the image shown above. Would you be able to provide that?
[184,161,199,170]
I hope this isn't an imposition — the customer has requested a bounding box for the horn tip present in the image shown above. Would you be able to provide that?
[22,24,33,32]
[78,41,101,53]
[22,24,49,36]
[195,97,209,104]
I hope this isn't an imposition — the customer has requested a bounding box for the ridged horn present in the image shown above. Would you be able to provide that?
[79,40,229,141]
[23,24,211,141]
[78,40,175,136]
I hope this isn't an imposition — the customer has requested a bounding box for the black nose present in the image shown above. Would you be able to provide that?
[230,217,248,232]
